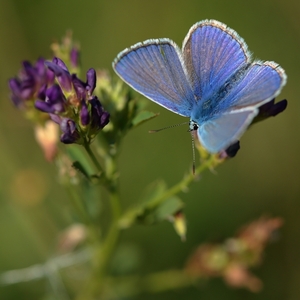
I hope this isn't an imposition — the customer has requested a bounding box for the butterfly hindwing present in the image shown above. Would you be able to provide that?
[219,61,287,111]
[198,108,258,153]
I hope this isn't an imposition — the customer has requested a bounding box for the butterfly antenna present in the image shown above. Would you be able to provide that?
[149,122,189,133]
[190,131,196,175]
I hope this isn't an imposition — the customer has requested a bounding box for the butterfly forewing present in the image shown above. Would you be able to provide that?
[182,20,251,101]
[113,40,194,117]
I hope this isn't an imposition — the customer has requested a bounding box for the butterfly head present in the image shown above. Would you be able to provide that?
[189,120,199,132]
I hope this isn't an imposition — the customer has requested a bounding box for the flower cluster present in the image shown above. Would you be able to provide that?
[185,216,283,292]
[35,58,109,144]
[8,58,54,122]
[9,55,110,145]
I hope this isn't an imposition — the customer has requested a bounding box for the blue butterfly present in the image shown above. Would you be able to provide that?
[113,19,287,153]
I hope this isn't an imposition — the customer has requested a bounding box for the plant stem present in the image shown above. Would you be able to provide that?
[83,140,104,175]
[76,145,122,299]
[96,187,121,277]
[147,154,219,210]
[106,269,196,297]
[65,184,100,245]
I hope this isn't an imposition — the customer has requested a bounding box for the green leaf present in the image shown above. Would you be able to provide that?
[72,161,91,181]
[66,146,94,176]
[118,180,167,228]
[138,196,184,225]
[139,180,167,203]
[131,110,159,128]
[118,180,184,228]
[153,196,184,221]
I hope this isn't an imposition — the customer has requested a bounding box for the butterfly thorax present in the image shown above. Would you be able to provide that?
[190,98,216,125]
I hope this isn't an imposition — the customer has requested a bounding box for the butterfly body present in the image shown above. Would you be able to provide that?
[113,19,286,153]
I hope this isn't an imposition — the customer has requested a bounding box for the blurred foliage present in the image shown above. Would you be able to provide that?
[0,0,299,299]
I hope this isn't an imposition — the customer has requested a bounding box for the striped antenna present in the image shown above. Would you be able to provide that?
[149,122,189,133]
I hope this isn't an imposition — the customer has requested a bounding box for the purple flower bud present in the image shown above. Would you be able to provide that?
[35,85,66,113]
[225,141,240,158]
[80,100,90,126]
[8,78,22,98]
[100,111,110,128]
[86,69,96,94]
[11,94,24,108]
[70,47,80,68]
[72,74,86,100]
[258,98,287,119]
[251,98,287,125]
[37,84,47,100]
[90,97,110,130]
[60,118,80,144]
[8,57,55,109]
[9,63,35,100]
[53,57,69,72]
[35,57,47,76]
[45,58,72,92]
[50,114,61,124]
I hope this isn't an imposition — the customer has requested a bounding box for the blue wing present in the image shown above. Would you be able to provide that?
[219,61,287,111]
[197,61,286,153]
[182,19,251,100]
[113,39,194,117]
[197,108,258,153]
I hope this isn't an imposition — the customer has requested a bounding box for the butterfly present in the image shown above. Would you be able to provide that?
[113,19,287,153]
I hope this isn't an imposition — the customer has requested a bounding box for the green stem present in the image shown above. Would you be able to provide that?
[76,148,122,299]
[83,140,104,175]
[106,269,196,297]
[147,154,218,210]
[65,184,100,244]
[96,187,121,276]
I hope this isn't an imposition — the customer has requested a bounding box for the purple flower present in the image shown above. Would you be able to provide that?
[35,85,66,113]
[8,58,54,108]
[42,59,110,144]
[60,118,81,144]
[86,69,96,94]
[10,53,110,145]
[45,58,73,92]
[80,100,90,126]
[71,68,97,100]
[71,74,86,100]
[90,97,110,130]
[254,98,287,123]
[219,141,240,159]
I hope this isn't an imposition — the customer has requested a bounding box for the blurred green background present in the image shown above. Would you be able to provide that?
[0,0,299,299]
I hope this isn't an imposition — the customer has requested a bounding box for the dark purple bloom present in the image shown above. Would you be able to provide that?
[86,69,96,94]
[218,99,287,158]
[8,58,54,108]
[45,58,73,92]
[71,74,86,100]
[90,97,110,130]
[254,98,287,123]
[71,68,97,100]
[35,85,66,113]
[80,100,90,126]
[60,118,81,144]
[222,141,240,158]
[10,53,110,145]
